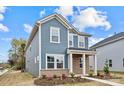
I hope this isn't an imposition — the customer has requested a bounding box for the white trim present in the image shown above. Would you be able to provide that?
[94,54,97,75]
[46,54,65,70]
[39,23,42,77]
[78,35,85,48]
[67,29,69,48]
[69,53,73,73]
[69,33,74,47]
[83,54,86,76]
[39,14,71,29]
[50,26,60,43]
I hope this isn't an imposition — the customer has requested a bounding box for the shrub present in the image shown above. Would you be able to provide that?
[53,74,57,78]
[70,73,75,78]
[97,72,100,76]
[103,60,109,75]
[88,70,93,77]
[42,75,47,79]
[62,74,67,80]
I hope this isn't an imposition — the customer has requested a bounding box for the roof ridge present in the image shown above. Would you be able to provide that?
[91,32,124,49]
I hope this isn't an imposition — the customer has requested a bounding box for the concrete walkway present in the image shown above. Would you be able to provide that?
[82,76,124,86]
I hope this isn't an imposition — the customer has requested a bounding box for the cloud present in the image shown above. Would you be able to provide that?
[40,9,46,17]
[89,34,114,47]
[0,23,9,32]
[73,7,111,31]
[1,37,12,42]
[54,7,111,31]
[89,37,105,47]
[55,6,73,17]
[0,6,7,13]
[0,14,4,21]
[23,24,33,33]
[0,6,7,21]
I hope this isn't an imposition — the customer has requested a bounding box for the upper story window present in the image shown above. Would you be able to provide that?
[50,27,60,43]
[78,36,85,48]
[69,33,73,47]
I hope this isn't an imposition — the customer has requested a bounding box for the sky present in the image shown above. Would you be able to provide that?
[0,6,124,62]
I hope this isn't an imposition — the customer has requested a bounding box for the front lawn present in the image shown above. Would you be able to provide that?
[95,71,124,84]
[0,70,35,86]
[108,72,124,84]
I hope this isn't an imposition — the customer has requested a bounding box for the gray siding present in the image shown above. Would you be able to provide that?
[41,18,68,69]
[26,31,39,76]
[96,39,124,72]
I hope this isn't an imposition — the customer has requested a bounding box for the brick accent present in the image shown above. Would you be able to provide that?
[41,69,69,77]
[72,54,89,74]
[73,54,82,74]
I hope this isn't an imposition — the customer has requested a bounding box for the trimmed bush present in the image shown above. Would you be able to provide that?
[42,75,47,79]
[53,74,58,78]
[62,74,67,80]
[70,73,75,78]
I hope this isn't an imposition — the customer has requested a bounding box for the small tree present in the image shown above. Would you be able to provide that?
[103,59,109,75]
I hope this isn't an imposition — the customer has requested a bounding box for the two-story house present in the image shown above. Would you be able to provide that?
[25,13,97,77]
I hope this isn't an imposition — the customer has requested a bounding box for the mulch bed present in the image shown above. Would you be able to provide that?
[34,77,91,86]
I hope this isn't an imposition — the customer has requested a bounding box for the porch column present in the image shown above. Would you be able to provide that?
[83,53,86,76]
[69,53,73,73]
[94,54,97,75]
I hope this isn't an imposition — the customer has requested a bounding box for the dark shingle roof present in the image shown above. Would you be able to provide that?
[91,32,124,49]
[68,47,92,51]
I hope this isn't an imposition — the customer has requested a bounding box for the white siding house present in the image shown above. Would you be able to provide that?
[91,32,124,72]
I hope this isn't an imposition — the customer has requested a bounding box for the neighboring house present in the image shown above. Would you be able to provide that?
[25,13,97,77]
[91,32,124,72]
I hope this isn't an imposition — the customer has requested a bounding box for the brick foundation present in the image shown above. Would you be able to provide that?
[41,69,69,77]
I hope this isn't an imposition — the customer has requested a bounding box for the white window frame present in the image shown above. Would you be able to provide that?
[69,33,74,47]
[50,26,60,43]
[78,35,85,48]
[46,54,65,69]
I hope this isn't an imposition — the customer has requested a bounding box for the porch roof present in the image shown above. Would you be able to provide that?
[67,48,96,55]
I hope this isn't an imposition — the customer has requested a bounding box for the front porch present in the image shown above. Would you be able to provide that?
[67,48,97,76]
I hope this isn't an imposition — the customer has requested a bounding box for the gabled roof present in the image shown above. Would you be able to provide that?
[90,32,124,49]
[26,13,92,50]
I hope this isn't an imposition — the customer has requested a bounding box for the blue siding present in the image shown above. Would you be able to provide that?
[26,31,39,76]
[41,18,68,69]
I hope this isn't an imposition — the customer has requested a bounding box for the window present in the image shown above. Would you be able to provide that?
[46,54,64,69]
[109,59,112,67]
[50,27,60,43]
[78,36,85,48]
[123,58,124,67]
[69,34,73,47]
[47,56,54,69]
[56,56,63,68]
[80,58,83,68]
